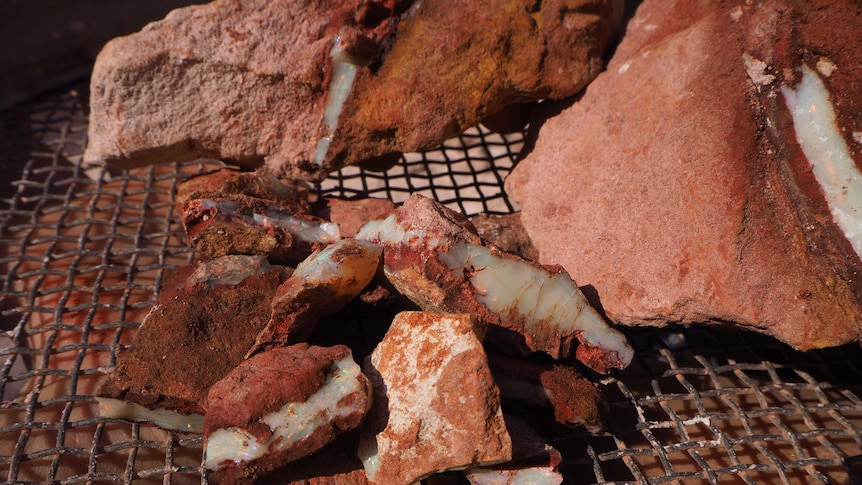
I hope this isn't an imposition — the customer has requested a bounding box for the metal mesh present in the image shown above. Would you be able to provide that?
[1,85,862,485]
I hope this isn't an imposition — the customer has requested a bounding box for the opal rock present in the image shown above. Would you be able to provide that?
[204,344,371,485]
[83,0,623,181]
[97,256,290,425]
[248,239,382,356]
[356,194,633,372]
[506,0,862,350]
[176,169,336,263]
[358,312,511,484]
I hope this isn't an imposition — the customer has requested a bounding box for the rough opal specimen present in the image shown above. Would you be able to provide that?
[356,194,632,372]
[248,238,382,356]
[507,0,862,350]
[204,344,371,485]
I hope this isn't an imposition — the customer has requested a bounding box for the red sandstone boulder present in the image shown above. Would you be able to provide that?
[506,0,862,350]
[83,0,623,181]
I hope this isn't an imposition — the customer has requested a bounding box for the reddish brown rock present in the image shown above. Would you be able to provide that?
[358,312,511,484]
[204,344,371,485]
[470,212,539,261]
[356,194,633,372]
[506,0,862,350]
[321,197,396,239]
[97,256,290,420]
[176,169,335,263]
[487,351,605,433]
[335,0,624,173]
[248,239,382,356]
[83,0,623,181]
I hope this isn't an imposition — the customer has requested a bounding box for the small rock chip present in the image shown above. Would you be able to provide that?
[248,238,382,356]
[487,351,605,433]
[204,344,371,485]
[470,212,539,262]
[176,168,337,263]
[321,197,396,239]
[358,311,512,484]
[464,414,563,485]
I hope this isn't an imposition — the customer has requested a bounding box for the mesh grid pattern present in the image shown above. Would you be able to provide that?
[1,86,862,484]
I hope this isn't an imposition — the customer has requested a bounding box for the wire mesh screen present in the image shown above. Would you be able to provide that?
[2,85,862,485]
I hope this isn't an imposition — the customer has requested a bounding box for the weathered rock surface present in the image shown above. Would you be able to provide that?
[204,344,371,485]
[84,0,623,181]
[97,256,289,418]
[248,238,382,356]
[506,0,862,350]
[176,169,336,263]
[488,351,605,433]
[356,194,633,372]
[358,312,511,484]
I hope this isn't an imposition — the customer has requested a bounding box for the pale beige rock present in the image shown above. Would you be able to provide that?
[506,0,862,350]
[358,312,511,485]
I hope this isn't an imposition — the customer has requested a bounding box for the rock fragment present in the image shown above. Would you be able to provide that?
[470,212,539,262]
[83,0,624,181]
[248,238,382,356]
[506,0,862,350]
[97,256,290,430]
[204,344,371,485]
[356,194,633,372]
[464,414,563,485]
[488,351,606,433]
[321,197,396,239]
[358,312,512,484]
[176,168,337,263]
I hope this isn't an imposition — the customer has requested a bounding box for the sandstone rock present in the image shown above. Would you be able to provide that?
[464,414,563,485]
[506,0,862,350]
[176,169,336,263]
[356,194,633,372]
[204,344,371,485]
[83,0,623,181]
[248,239,382,356]
[321,197,396,239]
[358,312,511,484]
[487,351,605,433]
[97,256,290,426]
